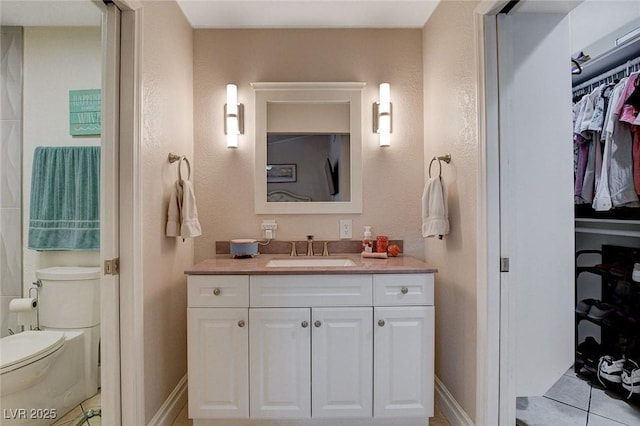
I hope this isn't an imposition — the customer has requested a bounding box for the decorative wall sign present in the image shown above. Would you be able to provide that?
[69,89,101,136]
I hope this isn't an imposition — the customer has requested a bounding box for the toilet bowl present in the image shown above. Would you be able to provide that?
[1,330,86,424]
[0,266,100,425]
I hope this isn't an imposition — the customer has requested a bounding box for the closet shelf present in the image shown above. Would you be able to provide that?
[575,218,640,238]
[572,32,640,86]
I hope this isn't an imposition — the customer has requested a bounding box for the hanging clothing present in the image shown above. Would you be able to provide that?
[593,79,627,211]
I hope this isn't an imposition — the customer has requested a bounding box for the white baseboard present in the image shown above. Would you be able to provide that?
[435,376,475,426]
[149,375,469,426]
[148,374,188,426]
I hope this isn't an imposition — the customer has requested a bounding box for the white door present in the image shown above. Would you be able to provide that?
[373,306,434,418]
[312,307,373,418]
[100,3,122,424]
[188,308,249,418]
[249,308,311,419]
[493,10,575,423]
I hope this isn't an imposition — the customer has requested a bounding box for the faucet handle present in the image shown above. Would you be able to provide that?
[290,241,298,256]
[306,235,314,256]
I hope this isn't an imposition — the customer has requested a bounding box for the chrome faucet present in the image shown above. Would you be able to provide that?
[290,241,298,256]
[323,241,329,256]
[306,235,314,256]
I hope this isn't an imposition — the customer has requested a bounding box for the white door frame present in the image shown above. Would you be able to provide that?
[111,0,145,424]
[473,2,506,425]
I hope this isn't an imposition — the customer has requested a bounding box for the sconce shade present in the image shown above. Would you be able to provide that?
[375,83,392,147]
[225,84,243,148]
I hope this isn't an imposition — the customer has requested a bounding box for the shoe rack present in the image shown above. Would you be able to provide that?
[575,245,640,401]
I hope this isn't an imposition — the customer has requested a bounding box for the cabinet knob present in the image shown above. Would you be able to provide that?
[238,320,245,328]
[378,319,386,327]
[213,288,221,296]
[314,320,322,328]
[301,321,309,328]
[401,287,409,294]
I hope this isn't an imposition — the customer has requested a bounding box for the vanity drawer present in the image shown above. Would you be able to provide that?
[250,275,372,307]
[188,275,249,307]
[373,274,434,306]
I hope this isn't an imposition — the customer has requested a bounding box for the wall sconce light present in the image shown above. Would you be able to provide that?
[224,84,244,148]
[373,82,392,147]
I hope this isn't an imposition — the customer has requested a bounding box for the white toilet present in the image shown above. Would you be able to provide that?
[0,266,101,425]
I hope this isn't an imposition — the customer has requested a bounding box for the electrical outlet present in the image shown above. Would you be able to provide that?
[261,219,277,239]
[339,219,352,239]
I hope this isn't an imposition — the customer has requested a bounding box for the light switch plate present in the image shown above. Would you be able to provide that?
[339,219,352,239]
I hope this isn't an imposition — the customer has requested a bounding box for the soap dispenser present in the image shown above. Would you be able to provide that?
[362,226,373,253]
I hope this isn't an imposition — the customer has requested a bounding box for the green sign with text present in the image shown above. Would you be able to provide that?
[69,89,101,136]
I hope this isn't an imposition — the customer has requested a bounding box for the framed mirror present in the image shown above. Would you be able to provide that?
[252,82,365,214]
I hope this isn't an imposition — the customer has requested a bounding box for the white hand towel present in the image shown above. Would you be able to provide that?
[165,181,181,237]
[422,177,449,239]
[179,180,202,238]
[166,179,202,239]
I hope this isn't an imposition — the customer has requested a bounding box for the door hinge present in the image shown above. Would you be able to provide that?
[500,257,509,272]
[104,258,120,275]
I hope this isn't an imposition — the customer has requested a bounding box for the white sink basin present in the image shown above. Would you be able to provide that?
[266,258,357,268]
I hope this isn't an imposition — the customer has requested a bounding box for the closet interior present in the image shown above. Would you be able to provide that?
[572,29,640,406]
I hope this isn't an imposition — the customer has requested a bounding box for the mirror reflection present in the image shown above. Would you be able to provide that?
[267,134,350,202]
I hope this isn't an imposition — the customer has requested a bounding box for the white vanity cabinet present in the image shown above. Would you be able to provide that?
[187,276,250,419]
[372,274,435,418]
[186,271,434,425]
[311,307,373,419]
[374,306,434,418]
[249,308,311,419]
[249,307,374,420]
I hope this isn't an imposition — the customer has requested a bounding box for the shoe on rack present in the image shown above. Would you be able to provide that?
[597,355,625,387]
[632,263,640,283]
[587,302,616,321]
[622,358,640,398]
[576,337,604,373]
[576,298,599,316]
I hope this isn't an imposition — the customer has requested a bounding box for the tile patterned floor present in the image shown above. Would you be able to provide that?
[516,368,640,426]
[51,392,101,426]
[171,403,452,425]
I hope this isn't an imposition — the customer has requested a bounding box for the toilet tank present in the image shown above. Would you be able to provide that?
[36,266,101,329]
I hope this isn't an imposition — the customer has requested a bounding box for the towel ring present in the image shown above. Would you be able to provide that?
[168,153,191,181]
[428,153,451,178]
[178,156,191,181]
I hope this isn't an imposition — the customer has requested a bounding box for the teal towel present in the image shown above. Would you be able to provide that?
[28,146,100,251]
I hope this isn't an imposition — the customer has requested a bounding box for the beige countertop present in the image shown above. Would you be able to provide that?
[185,253,437,275]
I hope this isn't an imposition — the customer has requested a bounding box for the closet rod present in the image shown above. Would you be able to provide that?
[572,56,640,94]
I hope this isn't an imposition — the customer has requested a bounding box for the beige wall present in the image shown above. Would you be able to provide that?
[140,1,194,422]
[423,0,479,421]
[193,29,424,262]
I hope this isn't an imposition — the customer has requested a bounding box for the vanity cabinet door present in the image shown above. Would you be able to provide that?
[373,306,434,418]
[188,308,248,419]
[249,308,311,419]
[312,307,373,418]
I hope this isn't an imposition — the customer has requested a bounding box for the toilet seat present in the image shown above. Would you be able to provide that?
[0,330,65,374]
